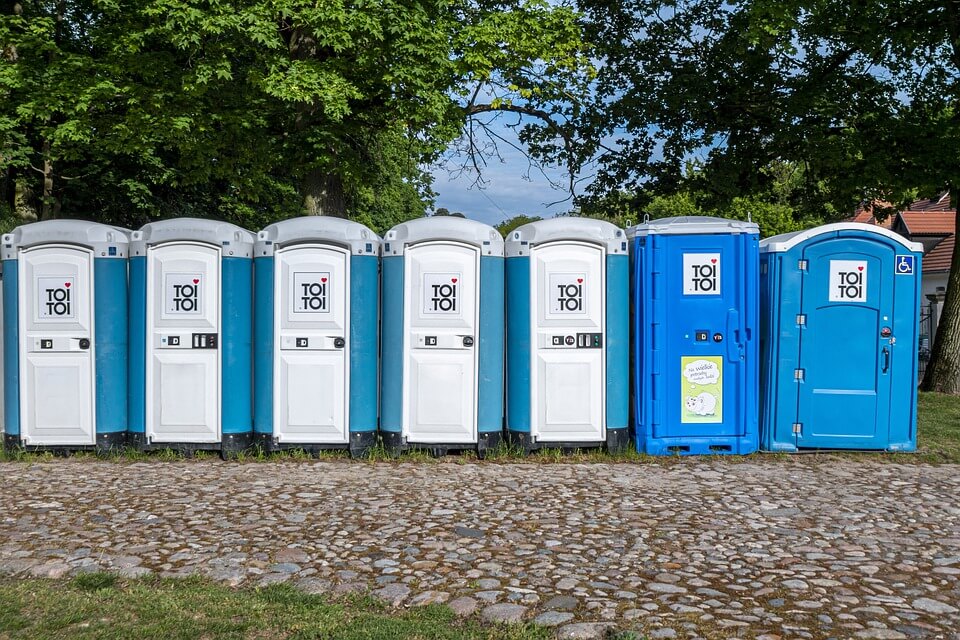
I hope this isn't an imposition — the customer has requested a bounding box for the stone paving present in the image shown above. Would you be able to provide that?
[1,458,959,639]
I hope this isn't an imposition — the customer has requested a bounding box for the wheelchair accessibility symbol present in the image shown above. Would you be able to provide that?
[895,255,915,275]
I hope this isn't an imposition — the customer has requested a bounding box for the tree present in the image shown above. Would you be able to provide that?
[496,213,541,236]
[572,0,960,393]
[0,0,592,230]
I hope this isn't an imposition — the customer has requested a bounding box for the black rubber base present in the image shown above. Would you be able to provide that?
[3,432,129,456]
[507,427,631,454]
[251,431,376,459]
[3,433,20,452]
[96,431,127,455]
[381,430,503,458]
[127,431,254,459]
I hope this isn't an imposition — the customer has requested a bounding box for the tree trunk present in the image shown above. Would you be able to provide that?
[301,169,346,217]
[921,206,960,394]
[39,139,55,220]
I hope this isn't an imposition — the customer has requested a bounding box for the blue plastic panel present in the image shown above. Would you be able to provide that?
[127,256,146,436]
[93,258,128,435]
[253,257,275,436]
[349,255,379,433]
[221,257,252,435]
[477,255,504,434]
[606,254,629,430]
[505,256,531,434]
[2,259,19,436]
[379,256,404,434]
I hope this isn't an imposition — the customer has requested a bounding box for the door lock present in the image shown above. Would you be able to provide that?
[78,338,90,350]
[334,337,346,349]
[880,326,892,338]
[462,336,474,347]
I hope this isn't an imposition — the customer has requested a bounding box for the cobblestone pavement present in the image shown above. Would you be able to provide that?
[1,458,959,639]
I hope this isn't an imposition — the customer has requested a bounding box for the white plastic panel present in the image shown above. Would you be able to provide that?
[146,243,220,443]
[18,246,95,446]
[403,242,479,444]
[530,242,605,442]
[274,245,349,443]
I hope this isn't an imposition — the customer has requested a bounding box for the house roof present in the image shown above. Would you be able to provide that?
[910,192,953,211]
[849,200,896,228]
[898,211,956,236]
[924,235,955,273]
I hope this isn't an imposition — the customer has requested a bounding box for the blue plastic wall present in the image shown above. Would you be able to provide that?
[350,255,379,432]
[93,259,128,436]
[505,256,531,434]
[221,257,252,436]
[478,255,504,434]
[606,254,629,431]
[127,256,146,437]
[379,255,404,435]
[2,259,19,436]
[633,231,760,455]
[760,231,921,451]
[252,256,274,436]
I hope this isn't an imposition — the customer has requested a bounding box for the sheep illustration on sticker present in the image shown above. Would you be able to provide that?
[680,356,723,423]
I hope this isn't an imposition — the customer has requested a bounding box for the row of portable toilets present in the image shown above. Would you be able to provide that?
[0,215,923,457]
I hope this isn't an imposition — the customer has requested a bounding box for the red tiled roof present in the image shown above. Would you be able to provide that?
[910,192,953,212]
[924,235,955,273]
[898,211,956,235]
[848,201,896,228]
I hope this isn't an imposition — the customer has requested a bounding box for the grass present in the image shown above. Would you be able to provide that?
[1,392,958,464]
[0,574,551,640]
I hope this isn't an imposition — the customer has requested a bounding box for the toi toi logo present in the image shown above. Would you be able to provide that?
[165,274,202,314]
[423,273,460,314]
[683,254,721,296]
[829,260,867,302]
[550,273,586,314]
[37,277,75,319]
[294,272,330,313]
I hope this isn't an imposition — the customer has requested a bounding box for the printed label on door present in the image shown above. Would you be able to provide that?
[292,271,331,314]
[680,356,723,424]
[164,273,203,314]
[549,273,586,314]
[829,260,867,302]
[683,253,721,295]
[422,272,461,315]
[37,276,75,319]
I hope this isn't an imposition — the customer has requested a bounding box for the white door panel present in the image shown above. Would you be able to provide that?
[19,246,95,446]
[530,242,605,442]
[146,243,220,443]
[274,245,349,444]
[403,242,479,444]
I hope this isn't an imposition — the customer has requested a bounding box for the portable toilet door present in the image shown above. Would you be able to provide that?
[504,218,629,452]
[759,223,923,452]
[630,216,760,455]
[128,218,254,457]
[380,217,504,456]
[253,217,380,457]
[1,220,129,452]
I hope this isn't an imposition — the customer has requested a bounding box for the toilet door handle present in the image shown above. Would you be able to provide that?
[881,347,890,373]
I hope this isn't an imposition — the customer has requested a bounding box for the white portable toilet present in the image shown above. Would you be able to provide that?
[128,218,255,457]
[253,217,381,457]
[380,217,505,456]
[2,220,129,451]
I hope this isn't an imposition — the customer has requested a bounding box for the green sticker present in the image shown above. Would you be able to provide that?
[680,356,723,424]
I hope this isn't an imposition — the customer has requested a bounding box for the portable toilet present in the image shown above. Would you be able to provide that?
[253,217,380,457]
[380,217,504,456]
[759,223,923,452]
[128,218,254,456]
[629,216,760,455]
[1,220,129,452]
[504,218,629,452]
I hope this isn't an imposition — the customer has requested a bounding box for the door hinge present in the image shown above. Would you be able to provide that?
[792,423,802,435]
[798,259,808,271]
[794,368,805,381]
[796,314,806,326]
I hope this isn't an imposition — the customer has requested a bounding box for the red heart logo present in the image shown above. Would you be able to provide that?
[577,278,583,283]
[64,282,71,288]
[711,258,717,264]
[858,266,864,272]
[193,278,199,284]
[321,277,327,283]
[451,278,458,283]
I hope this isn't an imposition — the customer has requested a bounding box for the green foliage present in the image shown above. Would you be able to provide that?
[496,214,541,237]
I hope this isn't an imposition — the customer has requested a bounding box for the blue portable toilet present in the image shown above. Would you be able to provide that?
[253,217,380,457]
[759,223,923,452]
[380,217,504,456]
[128,218,254,457]
[504,218,629,452]
[629,216,760,455]
[1,220,129,452]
